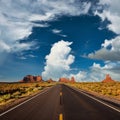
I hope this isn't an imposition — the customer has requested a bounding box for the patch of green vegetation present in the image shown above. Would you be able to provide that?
[0,82,56,105]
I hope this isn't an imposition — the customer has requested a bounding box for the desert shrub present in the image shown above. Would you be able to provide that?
[0,82,56,104]
[2,94,11,101]
[116,89,120,95]
[37,86,43,90]
[33,88,38,92]
[35,84,39,87]
[111,90,118,96]
[12,91,21,98]
[71,82,120,98]
[0,97,4,103]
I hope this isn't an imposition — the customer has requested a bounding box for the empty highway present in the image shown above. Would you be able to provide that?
[0,84,120,120]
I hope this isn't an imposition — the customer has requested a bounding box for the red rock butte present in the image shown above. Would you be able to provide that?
[59,77,76,83]
[102,74,115,82]
[20,75,43,82]
[46,78,55,83]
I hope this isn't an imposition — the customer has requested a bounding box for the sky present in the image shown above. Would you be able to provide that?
[0,0,120,82]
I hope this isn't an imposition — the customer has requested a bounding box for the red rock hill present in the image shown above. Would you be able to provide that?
[71,76,75,83]
[102,74,115,82]
[20,75,43,82]
[59,77,76,83]
[46,79,55,83]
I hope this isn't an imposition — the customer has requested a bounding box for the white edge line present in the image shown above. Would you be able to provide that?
[70,86,120,113]
[0,87,51,117]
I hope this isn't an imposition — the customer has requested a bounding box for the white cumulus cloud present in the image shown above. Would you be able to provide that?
[71,62,120,82]
[0,0,91,54]
[87,36,120,61]
[83,0,120,82]
[88,62,120,81]
[42,40,75,80]
[96,0,120,34]
[68,71,87,82]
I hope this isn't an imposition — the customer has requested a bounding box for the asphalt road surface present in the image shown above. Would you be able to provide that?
[0,84,120,120]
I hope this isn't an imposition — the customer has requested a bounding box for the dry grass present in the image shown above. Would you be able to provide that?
[0,82,55,105]
[68,82,120,100]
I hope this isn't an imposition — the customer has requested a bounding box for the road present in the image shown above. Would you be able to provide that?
[0,84,120,120]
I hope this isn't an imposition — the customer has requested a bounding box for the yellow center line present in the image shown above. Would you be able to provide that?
[59,113,63,120]
[60,92,62,96]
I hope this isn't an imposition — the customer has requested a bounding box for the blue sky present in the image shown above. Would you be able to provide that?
[0,0,120,82]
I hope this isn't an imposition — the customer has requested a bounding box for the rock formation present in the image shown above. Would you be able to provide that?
[70,76,75,83]
[59,78,69,83]
[34,76,42,82]
[59,77,76,83]
[102,74,115,82]
[46,78,54,83]
[20,75,43,82]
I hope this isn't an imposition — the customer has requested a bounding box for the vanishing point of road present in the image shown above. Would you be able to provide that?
[0,84,120,120]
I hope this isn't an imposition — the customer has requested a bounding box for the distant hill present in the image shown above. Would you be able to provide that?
[46,79,55,83]
[59,76,76,83]
[20,75,43,82]
[102,74,115,82]
[19,75,76,83]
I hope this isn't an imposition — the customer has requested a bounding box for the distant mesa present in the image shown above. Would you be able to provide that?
[59,76,76,83]
[20,75,76,83]
[46,78,55,83]
[71,76,75,83]
[20,75,43,82]
[102,74,115,83]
